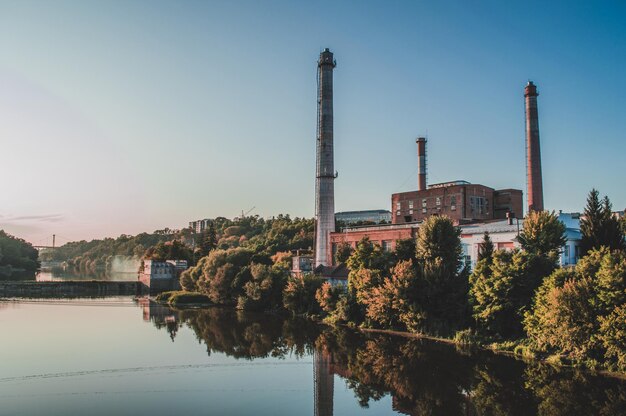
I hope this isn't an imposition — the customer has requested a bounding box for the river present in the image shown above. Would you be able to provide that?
[0,298,624,416]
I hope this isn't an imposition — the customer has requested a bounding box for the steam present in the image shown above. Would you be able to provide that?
[109,255,141,273]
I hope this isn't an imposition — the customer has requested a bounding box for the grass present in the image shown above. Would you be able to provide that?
[155,290,211,306]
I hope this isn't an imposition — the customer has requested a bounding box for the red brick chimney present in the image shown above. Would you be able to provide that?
[525,81,544,212]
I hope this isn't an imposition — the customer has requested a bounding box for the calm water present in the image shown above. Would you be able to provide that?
[0,299,625,416]
[35,267,136,281]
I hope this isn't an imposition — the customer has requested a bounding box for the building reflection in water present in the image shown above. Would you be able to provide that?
[314,348,334,416]
[137,297,178,341]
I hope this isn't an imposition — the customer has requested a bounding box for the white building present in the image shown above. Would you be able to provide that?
[459,213,583,269]
[459,219,522,269]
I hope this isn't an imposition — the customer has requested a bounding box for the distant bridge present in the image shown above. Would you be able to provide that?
[31,234,74,251]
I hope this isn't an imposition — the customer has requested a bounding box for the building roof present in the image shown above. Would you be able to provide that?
[314,263,349,280]
[459,219,524,235]
[335,210,391,215]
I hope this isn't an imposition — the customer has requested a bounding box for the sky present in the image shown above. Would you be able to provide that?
[1,0,625,244]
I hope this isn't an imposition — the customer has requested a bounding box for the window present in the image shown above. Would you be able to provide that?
[563,245,570,264]
[382,240,392,252]
[450,195,457,205]
[436,197,441,206]
[396,202,401,210]
[422,198,427,207]
[409,209,413,215]
[396,210,401,216]
[408,200,414,209]
[422,208,427,213]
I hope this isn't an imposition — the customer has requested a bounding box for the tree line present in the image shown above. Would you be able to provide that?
[0,230,39,277]
[177,189,626,372]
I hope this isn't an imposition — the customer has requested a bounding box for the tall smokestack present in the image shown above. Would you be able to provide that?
[416,137,427,191]
[314,48,336,267]
[525,81,544,212]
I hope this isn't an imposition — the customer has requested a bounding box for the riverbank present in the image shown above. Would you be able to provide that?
[152,291,626,380]
[356,326,626,380]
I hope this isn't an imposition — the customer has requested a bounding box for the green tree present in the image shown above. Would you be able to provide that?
[413,215,467,331]
[580,189,625,254]
[283,273,324,315]
[334,242,353,264]
[517,210,566,259]
[179,247,254,304]
[524,248,626,367]
[471,249,554,337]
[199,222,217,257]
[346,237,393,273]
[237,263,287,311]
[478,231,494,262]
[144,240,193,263]
[0,230,39,275]
[394,238,416,263]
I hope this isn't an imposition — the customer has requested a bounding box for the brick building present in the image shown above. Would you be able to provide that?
[391,180,523,224]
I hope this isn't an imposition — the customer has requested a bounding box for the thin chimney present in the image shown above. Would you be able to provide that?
[416,137,427,191]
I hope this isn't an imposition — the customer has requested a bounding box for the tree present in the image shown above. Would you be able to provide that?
[199,221,217,257]
[415,215,462,278]
[394,238,416,263]
[0,230,39,275]
[346,237,393,273]
[237,263,287,311]
[144,240,193,263]
[477,231,494,262]
[179,247,254,304]
[334,242,353,264]
[524,248,626,367]
[580,189,625,254]
[361,260,424,331]
[471,249,555,337]
[517,210,566,259]
[415,216,467,332]
[283,273,324,315]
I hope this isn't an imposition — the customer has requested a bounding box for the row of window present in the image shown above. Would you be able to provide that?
[396,196,458,211]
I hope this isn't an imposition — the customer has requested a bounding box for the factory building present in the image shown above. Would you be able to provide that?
[391,137,523,224]
[326,81,563,269]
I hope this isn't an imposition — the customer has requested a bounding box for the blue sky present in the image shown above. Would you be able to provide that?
[1,0,624,243]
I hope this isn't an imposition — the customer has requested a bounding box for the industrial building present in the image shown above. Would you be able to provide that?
[391,137,523,224]
[325,80,560,269]
[304,48,561,279]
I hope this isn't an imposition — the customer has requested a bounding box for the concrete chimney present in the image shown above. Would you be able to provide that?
[524,81,544,212]
[314,48,336,267]
[416,137,427,191]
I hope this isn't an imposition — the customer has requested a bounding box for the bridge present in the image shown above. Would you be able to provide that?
[31,234,74,250]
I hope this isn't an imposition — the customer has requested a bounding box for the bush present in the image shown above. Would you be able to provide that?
[598,303,626,371]
[155,291,211,306]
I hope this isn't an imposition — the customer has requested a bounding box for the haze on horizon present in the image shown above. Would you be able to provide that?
[1,0,625,245]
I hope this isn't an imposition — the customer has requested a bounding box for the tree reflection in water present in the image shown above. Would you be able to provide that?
[139,301,626,416]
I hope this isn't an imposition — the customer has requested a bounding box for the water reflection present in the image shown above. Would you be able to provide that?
[138,301,626,416]
[36,266,137,281]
